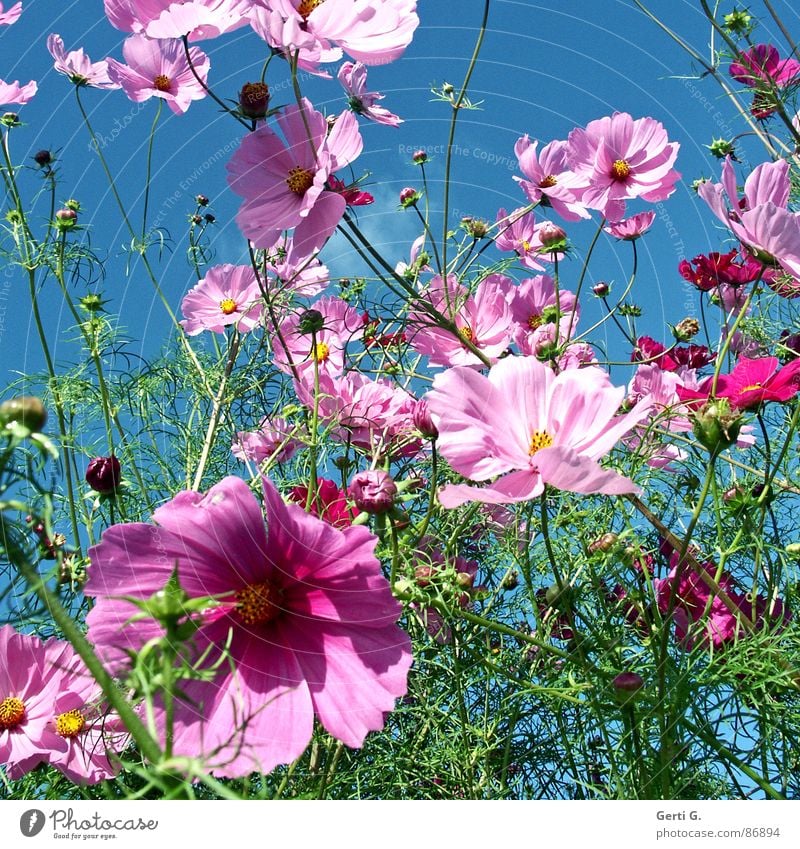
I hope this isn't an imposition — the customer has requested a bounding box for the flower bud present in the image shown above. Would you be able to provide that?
[592,282,610,297]
[456,571,474,590]
[399,187,421,208]
[538,222,567,251]
[414,564,434,587]
[785,542,800,557]
[707,138,737,160]
[613,671,644,704]
[461,216,489,238]
[85,455,121,494]
[348,469,397,514]
[412,398,438,439]
[501,570,519,590]
[674,317,700,341]
[239,81,270,119]
[1,112,20,127]
[298,308,325,335]
[0,396,47,432]
[588,532,618,554]
[55,208,77,230]
[692,398,742,455]
[196,194,209,206]
[412,149,428,164]
[33,149,54,167]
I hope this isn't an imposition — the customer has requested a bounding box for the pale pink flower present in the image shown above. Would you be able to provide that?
[104,0,252,40]
[272,295,362,384]
[409,274,514,368]
[180,264,263,335]
[232,416,301,465]
[509,274,578,356]
[106,34,209,115]
[0,626,124,784]
[426,355,653,507]
[263,235,330,298]
[494,207,563,271]
[698,156,790,227]
[514,136,588,221]
[0,2,21,25]
[0,78,36,106]
[338,61,401,126]
[250,0,419,72]
[567,112,680,222]
[226,98,363,253]
[604,211,655,240]
[47,34,120,90]
[85,476,412,777]
[556,342,599,370]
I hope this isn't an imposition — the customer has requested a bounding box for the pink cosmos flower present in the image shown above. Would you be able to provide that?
[232,416,301,465]
[0,78,36,106]
[509,274,578,356]
[180,264,263,335]
[85,475,411,777]
[0,2,21,25]
[262,235,330,298]
[106,35,209,115]
[730,44,800,88]
[567,112,680,222]
[409,273,513,368]
[227,98,363,254]
[296,371,420,458]
[603,211,655,240]
[494,207,563,271]
[272,295,362,384]
[47,34,120,90]
[349,469,397,513]
[426,355,653,507]
[338,61,401,126]
[513,136,588,221]
[0,626,124,784]
[249,0,419,72]
[105,0,252,40]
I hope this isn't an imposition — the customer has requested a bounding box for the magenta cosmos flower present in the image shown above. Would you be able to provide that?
[250,0,419,72]
[180,263,263,335]
[104,0,251,40]
[0,626,124,784]
[47,35,120,90]
[227,98,363,254]
[0,78,36,106]
[0,2,21,25]
[426,355,653,507]
[567,112,680,222]
[338,61,401,126]
[106,35,209,115]
[85,476,411,777]
[730,44,800,88]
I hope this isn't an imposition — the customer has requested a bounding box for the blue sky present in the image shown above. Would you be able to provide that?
[1,0,797,389]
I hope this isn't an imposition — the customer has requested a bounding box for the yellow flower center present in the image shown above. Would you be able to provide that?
[539,174,557,188]
[286,166,315,195]
[297,0,325,18]
[740,383,763,393]
[236,581,282,626]
[611,159,631,180]
[55,709,86,738]
[0,696,25,729]
[219,298,238,315]
[527,313,543,330]
[314,341,330,361]
[153,75,172,92]
[458,325,474,343]
[528,429,553,456]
